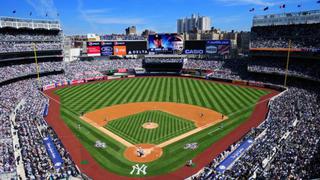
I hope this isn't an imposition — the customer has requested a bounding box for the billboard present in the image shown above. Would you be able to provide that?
[114,45,127,56]
[206,40,231,55]
[43,136,64,169]
[184,41,206,54]
[87,33,100,41]
[184,40,231,55]
[148,34,184,53]
[126,41,148,55]
[87,42,101,56]
[100,42,113,56]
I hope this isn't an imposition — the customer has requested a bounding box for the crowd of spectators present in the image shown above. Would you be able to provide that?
[0,42,62,53]
[193,86,320,179]
[0,62,64,83]
[248,59,320,81]
[0,28,62,53]
[0,33,62,42]
[250,24,320,51]
[184,59,248,80]
[64,59,142,79]
[0,77,80,179]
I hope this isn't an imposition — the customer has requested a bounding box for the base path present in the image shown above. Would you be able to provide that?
[82,102,228,149]
[84,102,227,127]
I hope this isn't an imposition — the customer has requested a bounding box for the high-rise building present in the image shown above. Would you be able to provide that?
[177,14,211,33]
[125,26,137,35]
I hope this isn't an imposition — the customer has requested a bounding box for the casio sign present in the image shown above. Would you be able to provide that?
[184,49,204,54]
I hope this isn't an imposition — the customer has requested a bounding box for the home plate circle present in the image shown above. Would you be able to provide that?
[124,144,163,163]
[142,122,159,129]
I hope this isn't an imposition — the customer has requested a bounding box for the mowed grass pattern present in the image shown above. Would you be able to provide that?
[56,77,268,116]
[55,77,271,176]
[105,110,196,144]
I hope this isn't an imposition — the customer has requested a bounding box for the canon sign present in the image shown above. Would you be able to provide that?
[184,49,204,54]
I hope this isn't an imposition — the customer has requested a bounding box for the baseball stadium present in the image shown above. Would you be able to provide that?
[44,76,277,178]
[0,1,320,180]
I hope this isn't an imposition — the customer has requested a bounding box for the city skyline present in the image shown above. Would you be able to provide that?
[0,0,319,35]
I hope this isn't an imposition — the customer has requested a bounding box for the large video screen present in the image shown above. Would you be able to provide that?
[87,42,101,56]
[126,41,148,55]
[148,34,183,53]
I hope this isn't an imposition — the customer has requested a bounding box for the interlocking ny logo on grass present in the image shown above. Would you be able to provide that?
[130,164,147,175]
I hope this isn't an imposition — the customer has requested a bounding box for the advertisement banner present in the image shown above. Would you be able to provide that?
[71,79,85,85]
[100,42,113,56]
[126,41,148,55]
[114,46,127,56]
[43,104,49,117]
[183,40,206,54]
[43,136,64,169]
[216,139,254,173]
[206,40,231,55]
[43,84,55,90]
[87,42,101,56]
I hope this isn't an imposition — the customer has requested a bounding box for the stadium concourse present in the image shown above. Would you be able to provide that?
[0,58,319,179]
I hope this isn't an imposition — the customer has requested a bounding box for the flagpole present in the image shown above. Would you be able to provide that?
[33,43,41,87]
[284,39,291,87]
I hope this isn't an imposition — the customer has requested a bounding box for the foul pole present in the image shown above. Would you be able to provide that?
[33,43,41,87]
[284,39,291,87]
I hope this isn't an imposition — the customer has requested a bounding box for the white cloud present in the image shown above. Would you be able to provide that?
[78,0,145,25]
[25,0,58,18]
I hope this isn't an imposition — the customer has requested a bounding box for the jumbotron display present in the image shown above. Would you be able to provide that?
[148,34,184,54]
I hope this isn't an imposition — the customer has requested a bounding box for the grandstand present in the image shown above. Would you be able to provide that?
[249,10,320,82]
[0,9,319,180]
[0,17,63,65]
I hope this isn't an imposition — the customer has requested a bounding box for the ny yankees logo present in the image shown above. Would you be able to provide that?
[130,164,147,175]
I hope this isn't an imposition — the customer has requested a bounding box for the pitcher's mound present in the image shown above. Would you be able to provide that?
[142,122,159,129]
[124,144,163,163]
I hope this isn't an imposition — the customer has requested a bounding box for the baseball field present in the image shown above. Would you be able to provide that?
[48,77,273,178]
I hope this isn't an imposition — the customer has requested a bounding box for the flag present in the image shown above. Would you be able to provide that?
[263,6,269,11]
[46,13,48,17]
[12,10,16,14]
[280,4,286,8]
[29,12,32,16]
[249,8,255,12]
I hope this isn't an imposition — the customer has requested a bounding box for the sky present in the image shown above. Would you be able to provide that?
[0,0,319,35]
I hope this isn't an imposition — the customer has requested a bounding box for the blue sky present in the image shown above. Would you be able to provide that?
[1,0,319,35]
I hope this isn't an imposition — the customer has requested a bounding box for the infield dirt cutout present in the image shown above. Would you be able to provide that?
[81,102,227,163]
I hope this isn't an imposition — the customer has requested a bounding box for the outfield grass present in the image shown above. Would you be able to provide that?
[55,77,270,177]
[105,110,196,144]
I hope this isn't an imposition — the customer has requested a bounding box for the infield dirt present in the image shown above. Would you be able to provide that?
[81,102,227,162]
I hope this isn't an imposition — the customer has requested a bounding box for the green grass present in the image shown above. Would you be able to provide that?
[55,77,270,177]
[105,110,196,144]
